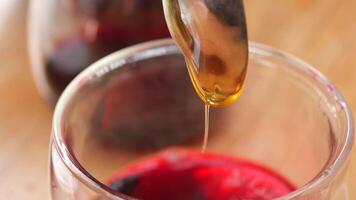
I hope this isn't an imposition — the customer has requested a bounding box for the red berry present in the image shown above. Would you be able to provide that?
[106,149,295,200]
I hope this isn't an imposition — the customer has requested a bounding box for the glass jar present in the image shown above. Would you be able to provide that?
[28,0,170,103]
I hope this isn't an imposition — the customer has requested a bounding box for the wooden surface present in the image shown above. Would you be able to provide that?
[1,0,356,199]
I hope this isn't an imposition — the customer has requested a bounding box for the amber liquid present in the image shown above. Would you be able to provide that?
[202,104,210,152]
[163,0,248,107]
[163,0,249,150]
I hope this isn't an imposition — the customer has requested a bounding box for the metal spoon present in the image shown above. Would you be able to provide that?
[163,0,249,107]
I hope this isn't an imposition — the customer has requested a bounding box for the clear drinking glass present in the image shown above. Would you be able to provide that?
[28,0,170,104]
[50,39,354,199]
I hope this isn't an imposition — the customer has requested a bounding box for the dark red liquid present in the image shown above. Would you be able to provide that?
[46,0,170,93]
[107,149,295,200]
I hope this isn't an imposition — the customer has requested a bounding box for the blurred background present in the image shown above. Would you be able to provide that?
[0,0,355,199]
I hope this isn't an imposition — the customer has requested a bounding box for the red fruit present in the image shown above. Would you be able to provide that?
[194,165,294,200]
[106,149,295,200]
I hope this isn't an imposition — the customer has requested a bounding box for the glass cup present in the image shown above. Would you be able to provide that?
[50,39,354,199]
[28,0,170,104]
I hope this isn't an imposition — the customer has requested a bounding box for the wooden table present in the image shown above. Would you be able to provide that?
[0,0,356,199]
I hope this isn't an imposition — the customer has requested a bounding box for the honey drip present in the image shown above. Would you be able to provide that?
[163,0,249,151]
[202,104,210,152]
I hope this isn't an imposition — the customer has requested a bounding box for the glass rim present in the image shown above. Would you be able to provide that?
[52,38,354,199]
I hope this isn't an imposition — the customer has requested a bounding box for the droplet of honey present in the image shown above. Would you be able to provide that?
[163,0,249,107]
